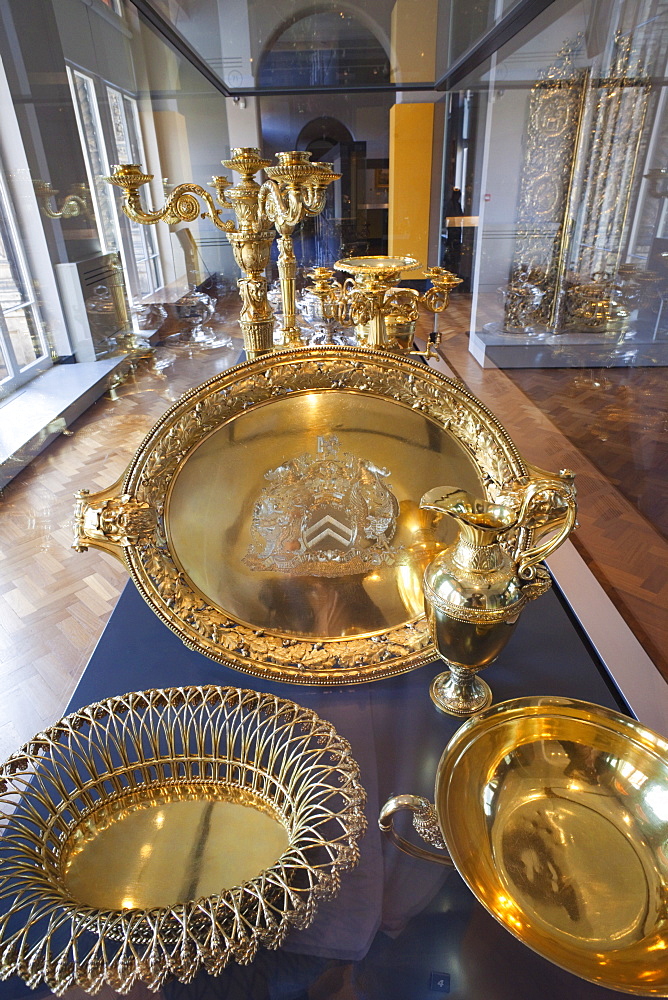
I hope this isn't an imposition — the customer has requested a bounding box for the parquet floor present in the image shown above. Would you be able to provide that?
[0,336,243,760]
[0,297,666,762]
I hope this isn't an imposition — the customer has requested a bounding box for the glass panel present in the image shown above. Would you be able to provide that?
[0,340,9,382]
[106,87,163,299]
[107,87,131,163]
[143,0,436,91]
[0,162,48,383]
[69,69,121,254]
[445,0,497,67]
[4,307,40,369]
[258,11,390,88]
[443,0,668,676]
[0,211,30,312]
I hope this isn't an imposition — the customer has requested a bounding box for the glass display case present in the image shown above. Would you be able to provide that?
[0,0,666,993]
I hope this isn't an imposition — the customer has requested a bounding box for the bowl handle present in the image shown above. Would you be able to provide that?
[378,794,453,866]
[72,476,157,564]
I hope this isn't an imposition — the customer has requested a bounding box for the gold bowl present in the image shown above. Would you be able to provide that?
[73,347,573,684]
[380,697,668,995]
[0,686,366,994]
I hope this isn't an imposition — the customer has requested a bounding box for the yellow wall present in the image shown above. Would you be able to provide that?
[388,102,436,276]
[390,0,438,84]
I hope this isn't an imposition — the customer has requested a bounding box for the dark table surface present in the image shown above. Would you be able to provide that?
[0,579,634,1000]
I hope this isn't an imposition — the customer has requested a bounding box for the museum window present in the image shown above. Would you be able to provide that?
[68,67,165,304]
[0,162,51,396]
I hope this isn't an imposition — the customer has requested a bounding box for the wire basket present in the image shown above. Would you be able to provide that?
[0,686,366,994]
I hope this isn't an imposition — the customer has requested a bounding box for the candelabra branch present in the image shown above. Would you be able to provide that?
[258,180,303,232]
[34,180,90,220]
[300,181,330,217]
[106,164,235,233]
[421,267,463,313]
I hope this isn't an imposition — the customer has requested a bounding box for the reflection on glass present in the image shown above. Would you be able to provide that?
[258,11,390,89]
[5,308,40,369]
[455,1,668,347]
[69,68,120,256]
[107,86,163,299]
[0,164,48,390]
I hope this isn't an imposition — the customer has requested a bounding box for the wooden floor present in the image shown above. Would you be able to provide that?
[0,298,666,761]
[0,337,244,760]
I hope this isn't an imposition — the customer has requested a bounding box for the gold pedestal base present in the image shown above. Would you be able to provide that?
[430,667,493,717]
[241,319,275,359]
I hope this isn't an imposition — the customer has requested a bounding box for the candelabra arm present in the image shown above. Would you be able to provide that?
[300,182,330,217]
[210,174,233,209]
[106,165,235,232]
[420,267,463,313]
[34,181,87,220]
[258,179,304,231]
[45,195,86,220]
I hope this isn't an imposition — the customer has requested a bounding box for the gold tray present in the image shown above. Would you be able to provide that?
[381,697,668,995]
[73,347,574,683]
[0,686,365,994]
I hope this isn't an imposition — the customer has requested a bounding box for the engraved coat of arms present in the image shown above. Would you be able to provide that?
[244,435,400,577]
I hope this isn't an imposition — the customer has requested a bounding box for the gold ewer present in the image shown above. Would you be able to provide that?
[421,474,576,716]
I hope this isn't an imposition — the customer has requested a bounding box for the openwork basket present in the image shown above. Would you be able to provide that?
[0,686,366,994]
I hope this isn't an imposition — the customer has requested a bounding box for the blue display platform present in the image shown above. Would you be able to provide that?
[0,580,633,1000]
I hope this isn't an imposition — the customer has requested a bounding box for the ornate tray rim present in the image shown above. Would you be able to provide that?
[75,347,546,684]
[0,685,366,994]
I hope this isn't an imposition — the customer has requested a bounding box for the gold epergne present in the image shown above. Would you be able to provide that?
[421,474,576,716]
[306,259,462,354]
[106,148,338,358]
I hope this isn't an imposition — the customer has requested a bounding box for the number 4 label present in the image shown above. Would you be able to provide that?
[429,972,450,992]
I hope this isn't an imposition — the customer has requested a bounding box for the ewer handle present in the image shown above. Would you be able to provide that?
[378,794,453,866]
[514,467,577,580]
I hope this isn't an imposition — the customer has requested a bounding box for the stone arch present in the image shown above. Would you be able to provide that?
[296,117,354,156]
[258,5,391,89]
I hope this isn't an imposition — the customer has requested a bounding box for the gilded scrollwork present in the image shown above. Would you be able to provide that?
[506,38,589,332]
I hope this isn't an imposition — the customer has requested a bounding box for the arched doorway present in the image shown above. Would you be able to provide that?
[258,10,389,90]
[297,116,354,158]
[258,11,391,266]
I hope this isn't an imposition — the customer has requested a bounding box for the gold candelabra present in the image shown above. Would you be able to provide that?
[106,148,338,358]
[259,151,339,345]
[306,259,462,355]
[33,179,92,221]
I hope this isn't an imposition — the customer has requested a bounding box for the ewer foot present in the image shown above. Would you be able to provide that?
[429,663,492,717]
